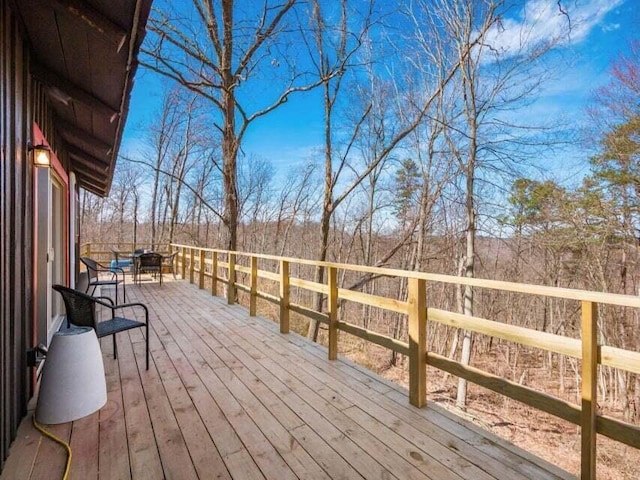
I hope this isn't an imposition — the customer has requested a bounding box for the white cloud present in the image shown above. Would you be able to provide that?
[482,0,625,57]
[602,23,621,32]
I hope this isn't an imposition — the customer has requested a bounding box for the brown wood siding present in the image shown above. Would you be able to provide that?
[0,0,52,470]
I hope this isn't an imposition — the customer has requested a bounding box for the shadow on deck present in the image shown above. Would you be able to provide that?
[1,279,573,479]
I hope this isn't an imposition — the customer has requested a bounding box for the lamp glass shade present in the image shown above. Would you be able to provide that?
[35,326,107,424]
[33,147,51,167]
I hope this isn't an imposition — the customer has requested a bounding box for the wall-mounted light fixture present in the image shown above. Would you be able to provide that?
[28,141,51,167]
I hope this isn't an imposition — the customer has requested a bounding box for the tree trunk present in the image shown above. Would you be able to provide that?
[221,1,238,251]
[133,190,139,247]
[309,79,334,340]
[150,159,161,248]
[456,102,477,409]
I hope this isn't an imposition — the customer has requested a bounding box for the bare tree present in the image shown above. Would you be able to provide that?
[430,0,571,408]
[305,0,494,340]
[146,87,183,247]
[141,0,338,250]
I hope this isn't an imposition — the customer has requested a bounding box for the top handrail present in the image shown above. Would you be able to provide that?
[169,243,640,309]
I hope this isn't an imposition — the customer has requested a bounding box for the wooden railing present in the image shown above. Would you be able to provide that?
[82,242,640,478]
[80,242,172,264]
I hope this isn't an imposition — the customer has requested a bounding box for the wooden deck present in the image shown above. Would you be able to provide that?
[1,279,573,480]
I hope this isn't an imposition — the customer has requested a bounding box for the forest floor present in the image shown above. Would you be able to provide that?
[378,361,639,480]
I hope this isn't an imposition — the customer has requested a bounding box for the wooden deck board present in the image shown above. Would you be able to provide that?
[116,332,164,480]
[98,338,131,480]
[1,279,574,480]
[0,408,41,479]
[142,335,231,480]
[222,303,562,480]
[252,321,531,479]
[209,307,471,480]
[69,411,99,480]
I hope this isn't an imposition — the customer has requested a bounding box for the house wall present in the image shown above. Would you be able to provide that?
[0,0,59,469]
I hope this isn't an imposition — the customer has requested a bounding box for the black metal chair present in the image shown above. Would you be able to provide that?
[136,252,163,286]
[80,257,126,304]
[52,285,150,370]
[162,252,178,279]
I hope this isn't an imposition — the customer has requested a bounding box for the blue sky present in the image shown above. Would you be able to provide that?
[122,0,638,184]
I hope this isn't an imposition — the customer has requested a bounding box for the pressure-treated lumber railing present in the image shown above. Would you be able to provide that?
[80,242,172,264]
[83,242,640,478]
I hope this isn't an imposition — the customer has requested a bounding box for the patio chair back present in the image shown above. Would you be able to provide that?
[79,256,126,304]
[137,252,163,285]
[52,285,97,329]
[139,252,162,270]
[163,252,178,278]
[80,257,100,283]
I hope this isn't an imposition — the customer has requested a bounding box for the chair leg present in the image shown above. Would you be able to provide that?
[146,324,149,370]
[113,334,118,359]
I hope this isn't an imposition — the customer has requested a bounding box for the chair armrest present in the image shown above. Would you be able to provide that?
[112,267,127,283]
[94,266,126,284]
[93,296,114,306]
[94,260,115,270]
[92,297,119,309]
[94,265,125,274]
[111,302,149,323]
[92,295,113,323]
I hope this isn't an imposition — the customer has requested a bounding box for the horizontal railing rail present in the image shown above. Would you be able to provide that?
[80,242,172,265]
[81,242,640,478]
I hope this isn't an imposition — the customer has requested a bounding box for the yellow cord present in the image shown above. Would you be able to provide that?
[32,415,72,480]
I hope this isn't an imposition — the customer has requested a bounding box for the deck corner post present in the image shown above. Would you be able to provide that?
[199,249,205,289]
[227,253,236,305]
[280,260,290,333]
[250,256,258,316]
[211,251,218,297]
[408,277,427,408]
[328,266,338,360]
[581,300,598,480]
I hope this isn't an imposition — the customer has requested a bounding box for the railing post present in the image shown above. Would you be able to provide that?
[199,249,205,289]
[408,278,427,408]
[328,266,338,360]
[249,256,258,316]
[181,247,186,279]
[279,260,290,333]
[166,244,172,276]
[581,301,598,480]
[189,248,195,284]
[211,252,218,296]
[227,253,236,304]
